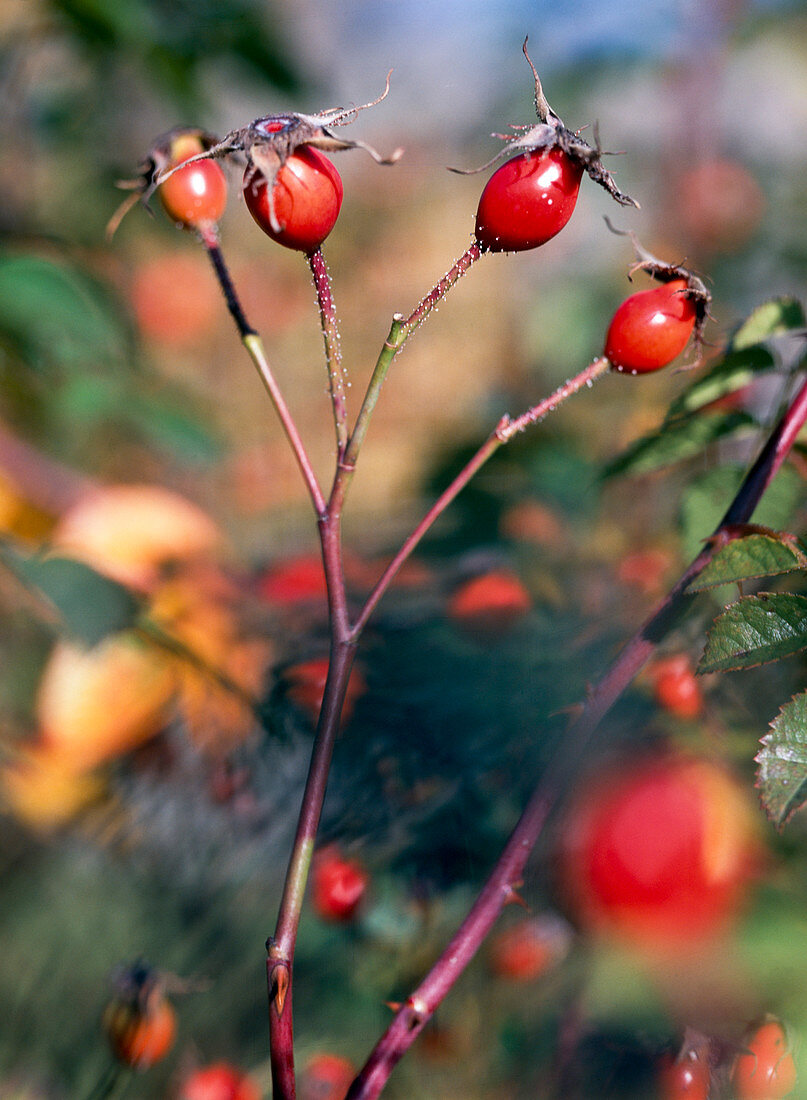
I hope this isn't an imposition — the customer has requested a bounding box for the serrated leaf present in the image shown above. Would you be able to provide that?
[687,533,807,592]
[604,411,755,478]
[757,693,807,827]
[730,298,806,351]
[700,593,807,672]
[667,346,775,419]
[0,544,141,645]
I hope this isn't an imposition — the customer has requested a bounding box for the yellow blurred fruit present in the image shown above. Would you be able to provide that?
[2,745,104,830]
[36,634,176,770]
[150,568,272,752]
[52,484,221,589]
[0,469,54,541]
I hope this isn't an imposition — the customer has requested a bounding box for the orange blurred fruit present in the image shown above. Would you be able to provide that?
[36,634,175,770]
[52,484,221,590]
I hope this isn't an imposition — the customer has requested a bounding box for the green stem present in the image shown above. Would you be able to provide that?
[242,334,326,516]
[201,230,326,516]
[337,243,484,505]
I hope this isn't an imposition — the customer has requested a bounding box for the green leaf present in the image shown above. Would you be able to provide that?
[757,693,807,827]
[730,298,806,351]
[679,464,803,564]
[667,346,775,419]
[687,532,807,593]
[700,593,807,673]
[0,254,127,376]
[0,544,141,646]
[604,411,755,478]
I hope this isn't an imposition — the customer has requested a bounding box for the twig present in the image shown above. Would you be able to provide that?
[345,370,807,1100]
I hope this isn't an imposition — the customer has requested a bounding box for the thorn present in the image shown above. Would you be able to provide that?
[272,964,290,1017]
[385,1001,402,1012]
[505,880,532,906]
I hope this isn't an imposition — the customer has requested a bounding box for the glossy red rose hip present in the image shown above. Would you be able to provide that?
[732,1019,797,1099]
[312,847,368,922]
[658,1051,711,1099]
[605,278,697,374]
[560,754,757,951]
[243,147,343,253]
[179,1062,261,1100]
[159,136,228,230]
[474,148,583,253]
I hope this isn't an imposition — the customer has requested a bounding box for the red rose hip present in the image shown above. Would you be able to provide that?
[312,847,368,922]
[605,278,697,374]
[243,147,343,253]
[474,148,583,253]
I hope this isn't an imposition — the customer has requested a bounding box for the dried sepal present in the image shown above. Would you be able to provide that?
[451,38,637,210]
[156,74,403,234]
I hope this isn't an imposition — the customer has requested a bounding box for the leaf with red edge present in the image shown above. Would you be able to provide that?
[757,692,807,827]
[699,593,807,672]
[687,532,807,593]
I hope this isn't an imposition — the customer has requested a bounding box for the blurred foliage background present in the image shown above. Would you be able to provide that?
[3,0,807,1097]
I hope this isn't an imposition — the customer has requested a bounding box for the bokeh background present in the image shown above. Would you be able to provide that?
[3,0,807,1097]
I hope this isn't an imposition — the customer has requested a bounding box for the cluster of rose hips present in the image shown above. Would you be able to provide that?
[118,41,710,379]
[100,43,794,1100]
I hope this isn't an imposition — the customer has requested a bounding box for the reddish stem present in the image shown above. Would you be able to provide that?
[345,371,807,1100]
[402,242,482,334]
[268,501,356,1097]
[309,248,349,457]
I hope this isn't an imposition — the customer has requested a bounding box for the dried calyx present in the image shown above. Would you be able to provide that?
[452,38,637,210]
[607,217,713,353]
[155,75,403,234]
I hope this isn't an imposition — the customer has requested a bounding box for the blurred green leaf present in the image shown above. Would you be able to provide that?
[53,376,222,463]
[667,346,775,419]
[757,692,807,828]
[730,298,806,351]
[700,593,807,673]
[687,532,807,593]
[49,0,301,108]
[603,410,755,478]
[0,254,128,376]
[124,394,223,463]
[680,464,803,563]
[0,543,141,645]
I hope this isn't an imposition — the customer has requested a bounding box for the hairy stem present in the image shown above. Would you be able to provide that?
[345,369,807,1100]
[310,248,349,457]
[401,242,482,334]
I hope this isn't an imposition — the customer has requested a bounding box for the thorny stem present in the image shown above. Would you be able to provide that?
[351,356,611,638]
[345,370,807,1100]
[309,248,349,457]
[201,230,326,516]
